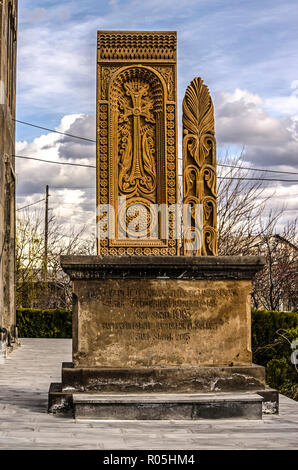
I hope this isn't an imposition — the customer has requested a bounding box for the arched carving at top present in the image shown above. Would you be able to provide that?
[109,66,165,205]
[109,66,164,113]
[97,31,179,257]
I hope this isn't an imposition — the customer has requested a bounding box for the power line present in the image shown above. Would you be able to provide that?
[178,173,298,183]
[13,119,96,143]
[179,156,298,176]
[13,118,298,176]
[17,198,45,211]
[219,177,298,183]
[15,155,96,168]
[218,163,298,176]
[15,154,298,183]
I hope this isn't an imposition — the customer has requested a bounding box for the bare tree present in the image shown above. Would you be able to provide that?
[217,152,297,311]
[217,152,283,255]
[16,208,95,309]
[252,221,298,311]
[17,153,297,312]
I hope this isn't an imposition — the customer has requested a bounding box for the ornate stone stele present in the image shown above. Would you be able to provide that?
[97,31,179,256]
[182,77,217,256]
[48,32,274,420]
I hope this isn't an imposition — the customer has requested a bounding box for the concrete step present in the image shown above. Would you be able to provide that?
[73,392,263,420]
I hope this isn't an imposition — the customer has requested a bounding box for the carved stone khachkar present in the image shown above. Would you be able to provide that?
[48,31,277,421]
[183,77,217,256]
[97,31,179,256]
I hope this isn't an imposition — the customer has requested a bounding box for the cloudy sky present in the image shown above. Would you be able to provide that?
[15,0,298,238]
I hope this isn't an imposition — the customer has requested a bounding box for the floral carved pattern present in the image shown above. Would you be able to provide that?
[155,66,174,101]
[183,77,217,256]
[101,66,119,99]
[118,80,157,201]
[97,31,179,256]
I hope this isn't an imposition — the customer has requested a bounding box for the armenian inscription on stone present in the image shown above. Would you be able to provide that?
[73,279,252,368]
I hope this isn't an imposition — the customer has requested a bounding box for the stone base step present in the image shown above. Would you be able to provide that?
[72,392,263,420]
[61,362,266,393]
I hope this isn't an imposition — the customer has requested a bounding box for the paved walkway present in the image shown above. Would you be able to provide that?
[0,338,297,450]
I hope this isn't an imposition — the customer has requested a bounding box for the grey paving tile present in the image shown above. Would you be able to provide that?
[0,338,297,449]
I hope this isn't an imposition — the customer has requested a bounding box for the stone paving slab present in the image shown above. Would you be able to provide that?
[0,338,297,450]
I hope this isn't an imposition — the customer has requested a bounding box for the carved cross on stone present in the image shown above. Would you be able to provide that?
[97,31,179,256]
[119,81,155,182]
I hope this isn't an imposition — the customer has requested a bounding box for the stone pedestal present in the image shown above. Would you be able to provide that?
[48,255,279,419]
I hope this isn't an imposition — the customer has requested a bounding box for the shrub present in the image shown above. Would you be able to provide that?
[16,308,72,338]
[252,310,298,401]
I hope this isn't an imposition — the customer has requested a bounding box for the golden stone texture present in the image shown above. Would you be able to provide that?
[53,33,267,411]
[97,31,179,256]
[72,279,252,368]
[183,77,217,256]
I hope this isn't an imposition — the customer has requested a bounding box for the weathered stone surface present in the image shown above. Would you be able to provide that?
[61,363,265,393]
[257,387,279,415]
[61,255,265,280]
[73,393,263,420]
[57,255,267,419]
[62,255,265,371]
[48,382,73,415]
[97,31,179,256]
[183,77,217,256]
[70,276,254,368]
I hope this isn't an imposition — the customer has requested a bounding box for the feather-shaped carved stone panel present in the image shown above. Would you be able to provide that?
[183,77,217,256]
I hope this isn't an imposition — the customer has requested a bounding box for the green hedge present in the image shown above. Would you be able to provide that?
[252,310,298,354]
[16,308,72,338]
[252,309,298,400]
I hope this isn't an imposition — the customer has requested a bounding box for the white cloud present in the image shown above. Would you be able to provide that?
[15,106,298,238]
[17,16,100,115]
[15,0,298,234]
[17,0,298,121]
[215,87,298,230]
[264,81,298,117]
[16,114,96,235]
[215,88,298,169]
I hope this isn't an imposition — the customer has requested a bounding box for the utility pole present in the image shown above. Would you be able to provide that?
[44,185,49,282]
